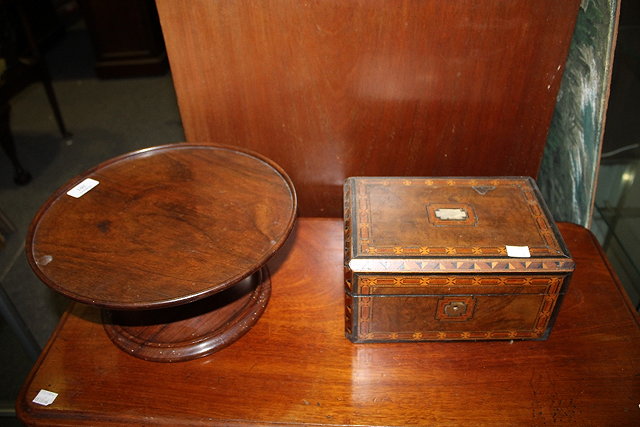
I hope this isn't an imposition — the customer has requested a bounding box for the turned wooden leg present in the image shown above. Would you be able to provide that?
[15,2,72,141]
[0,103,32,185]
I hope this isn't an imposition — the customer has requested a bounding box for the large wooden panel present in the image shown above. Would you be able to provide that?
[156,0,580,216]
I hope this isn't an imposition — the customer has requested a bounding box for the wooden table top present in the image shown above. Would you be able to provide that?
[17,219,640,426]
[25,143,297,309]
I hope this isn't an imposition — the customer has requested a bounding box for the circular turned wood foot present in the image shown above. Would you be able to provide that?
[102,268,271,362]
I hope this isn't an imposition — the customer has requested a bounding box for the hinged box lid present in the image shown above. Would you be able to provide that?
[344,177,574,275]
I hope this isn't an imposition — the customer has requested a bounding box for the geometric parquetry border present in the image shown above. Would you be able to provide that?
[348,257,575,273]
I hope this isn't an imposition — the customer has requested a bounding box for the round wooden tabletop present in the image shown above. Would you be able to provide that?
[26,143,297,310]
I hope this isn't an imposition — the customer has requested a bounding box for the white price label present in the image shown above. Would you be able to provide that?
[67,178,99,198]
[506,245,531,258]
[33,389,58,406]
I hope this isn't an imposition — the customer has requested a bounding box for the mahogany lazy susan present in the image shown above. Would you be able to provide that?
[26,143,297,362]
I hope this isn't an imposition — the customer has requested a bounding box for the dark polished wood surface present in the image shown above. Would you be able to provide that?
[156,0,581,216]
[17,219,640,426]
[26,143,297,310]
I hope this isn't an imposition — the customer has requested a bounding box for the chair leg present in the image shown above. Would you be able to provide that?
[0,104,32,185]
[40,72,72,140]
[16,2,72,141]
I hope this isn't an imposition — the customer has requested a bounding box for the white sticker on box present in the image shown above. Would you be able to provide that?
[67,178,99,198]
[33,389,58,406]
[506,245,531,258]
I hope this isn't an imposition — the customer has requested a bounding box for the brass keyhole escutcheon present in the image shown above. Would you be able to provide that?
[443,301,467,317]
[436,297,475,321]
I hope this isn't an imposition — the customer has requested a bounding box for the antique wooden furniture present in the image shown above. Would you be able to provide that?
[16,219,640,425]
[78,0,167,78]
[344,177,574,342]
[25,143,297,362]
[155,0,581,217]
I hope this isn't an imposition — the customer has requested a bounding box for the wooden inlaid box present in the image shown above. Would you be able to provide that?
[343,177,574,342]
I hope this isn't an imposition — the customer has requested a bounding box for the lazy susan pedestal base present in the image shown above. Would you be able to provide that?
[102,268,270,362]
